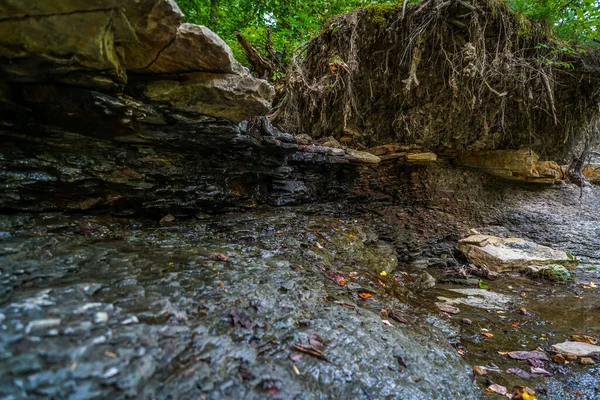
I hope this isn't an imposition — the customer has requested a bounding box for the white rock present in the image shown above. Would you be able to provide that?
[25,318,61,334]
[94,312,109,323]
[457,234,578,272]
[552,341,600,357]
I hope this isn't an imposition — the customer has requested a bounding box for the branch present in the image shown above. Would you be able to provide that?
[235,32,274,80]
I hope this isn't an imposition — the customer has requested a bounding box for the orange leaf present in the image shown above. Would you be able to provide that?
[377,279,387,288]
[481,332,494,338]
[359,293,373,299]
[511,321,520,328]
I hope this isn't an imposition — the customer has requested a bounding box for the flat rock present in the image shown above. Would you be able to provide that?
[438,288,514,310]
[552,341,600,357]
[345,149,381,164]
[457,234,578,272]
[143,72,274,123]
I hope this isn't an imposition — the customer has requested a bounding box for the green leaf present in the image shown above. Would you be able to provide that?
[478,279,489,289]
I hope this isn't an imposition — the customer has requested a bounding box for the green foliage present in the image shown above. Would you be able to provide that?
[176,0,396,69]
[176,0,599,71]
[506,0,600,42]
[478,279,489,289]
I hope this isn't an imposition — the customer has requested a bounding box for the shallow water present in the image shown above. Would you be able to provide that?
[0,203,599,399]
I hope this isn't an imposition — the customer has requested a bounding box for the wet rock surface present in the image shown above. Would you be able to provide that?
[0,209,477,399]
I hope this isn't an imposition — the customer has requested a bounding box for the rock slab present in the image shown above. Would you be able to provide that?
[457,234,578,272]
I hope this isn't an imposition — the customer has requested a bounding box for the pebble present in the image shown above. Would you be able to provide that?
[461,318,472,325]
[25,318,61,334]
[121,316,139,325]
[94,312,109,323]
[102,367,119,378]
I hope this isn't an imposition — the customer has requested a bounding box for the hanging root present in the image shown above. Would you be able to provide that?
[274,0,600,161]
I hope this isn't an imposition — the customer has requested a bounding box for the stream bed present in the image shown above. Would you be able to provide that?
[0,195,598,399]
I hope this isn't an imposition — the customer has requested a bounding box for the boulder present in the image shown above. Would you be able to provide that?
[457,234,578,272]
[121,0,185,70]
[0,10,127,86]
[552,341,600,357]
[143,72,274,123]
[143,24,245,74]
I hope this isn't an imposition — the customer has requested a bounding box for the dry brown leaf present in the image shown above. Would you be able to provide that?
[308,333,324,352]
[512,386,537,400]
[434,302,460,314]
[359,293,373,299]
[571,335,598,345]
[511,321,520,328]
[507,367,531,380]
[481,332,494,339]
[391,312,408,324]
[530,367,552,376]
[473,365,487,375]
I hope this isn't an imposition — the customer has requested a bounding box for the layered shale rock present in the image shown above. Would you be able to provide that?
[0,0,273,121]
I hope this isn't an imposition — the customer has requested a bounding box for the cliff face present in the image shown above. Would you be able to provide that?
[0,0,384,216]
[275,0,600,162]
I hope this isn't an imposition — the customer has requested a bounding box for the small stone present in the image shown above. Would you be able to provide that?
[25,318,61,334]
[461,318,473,325]
[552,353,567,364]
[580,357,595,365]
[121,316,139,325]
[94,312,109,323]
[102,367,119,378]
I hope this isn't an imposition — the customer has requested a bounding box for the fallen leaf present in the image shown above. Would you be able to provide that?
[511,321,520,328]
[289,352,303,362]
[292,364,300,375]
[377,279,387,288]
[507,367,531,380]
[380,271,388,277]
[530,367,552,376]
[340,303,356,310]
[473,365,487,375]
[328,273,347,286]
[230,307,252,330]
[481,332,494,339]
[434,302,460,314]
[461,318,473,325]
[591,281,597,288]
[348,272,359,279]
[104,351,117,358]
[391,311,408,324]
[521,292,527,298]
[380,309,389,316]
[520,307,530,316]
[508,351,550,361]
[571,335,598,345]
[292,343,327,360]
[528,358,545,368]
[208,253,230,262]
[498,351,510,356]
[349,234,354,239]
[382,319,393,326]
[359,293,373,299]
[316,242,324,249]
[486,383,507,396]
[308,333,324,352]
[457,348,466,355]
[512,386,537,400]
